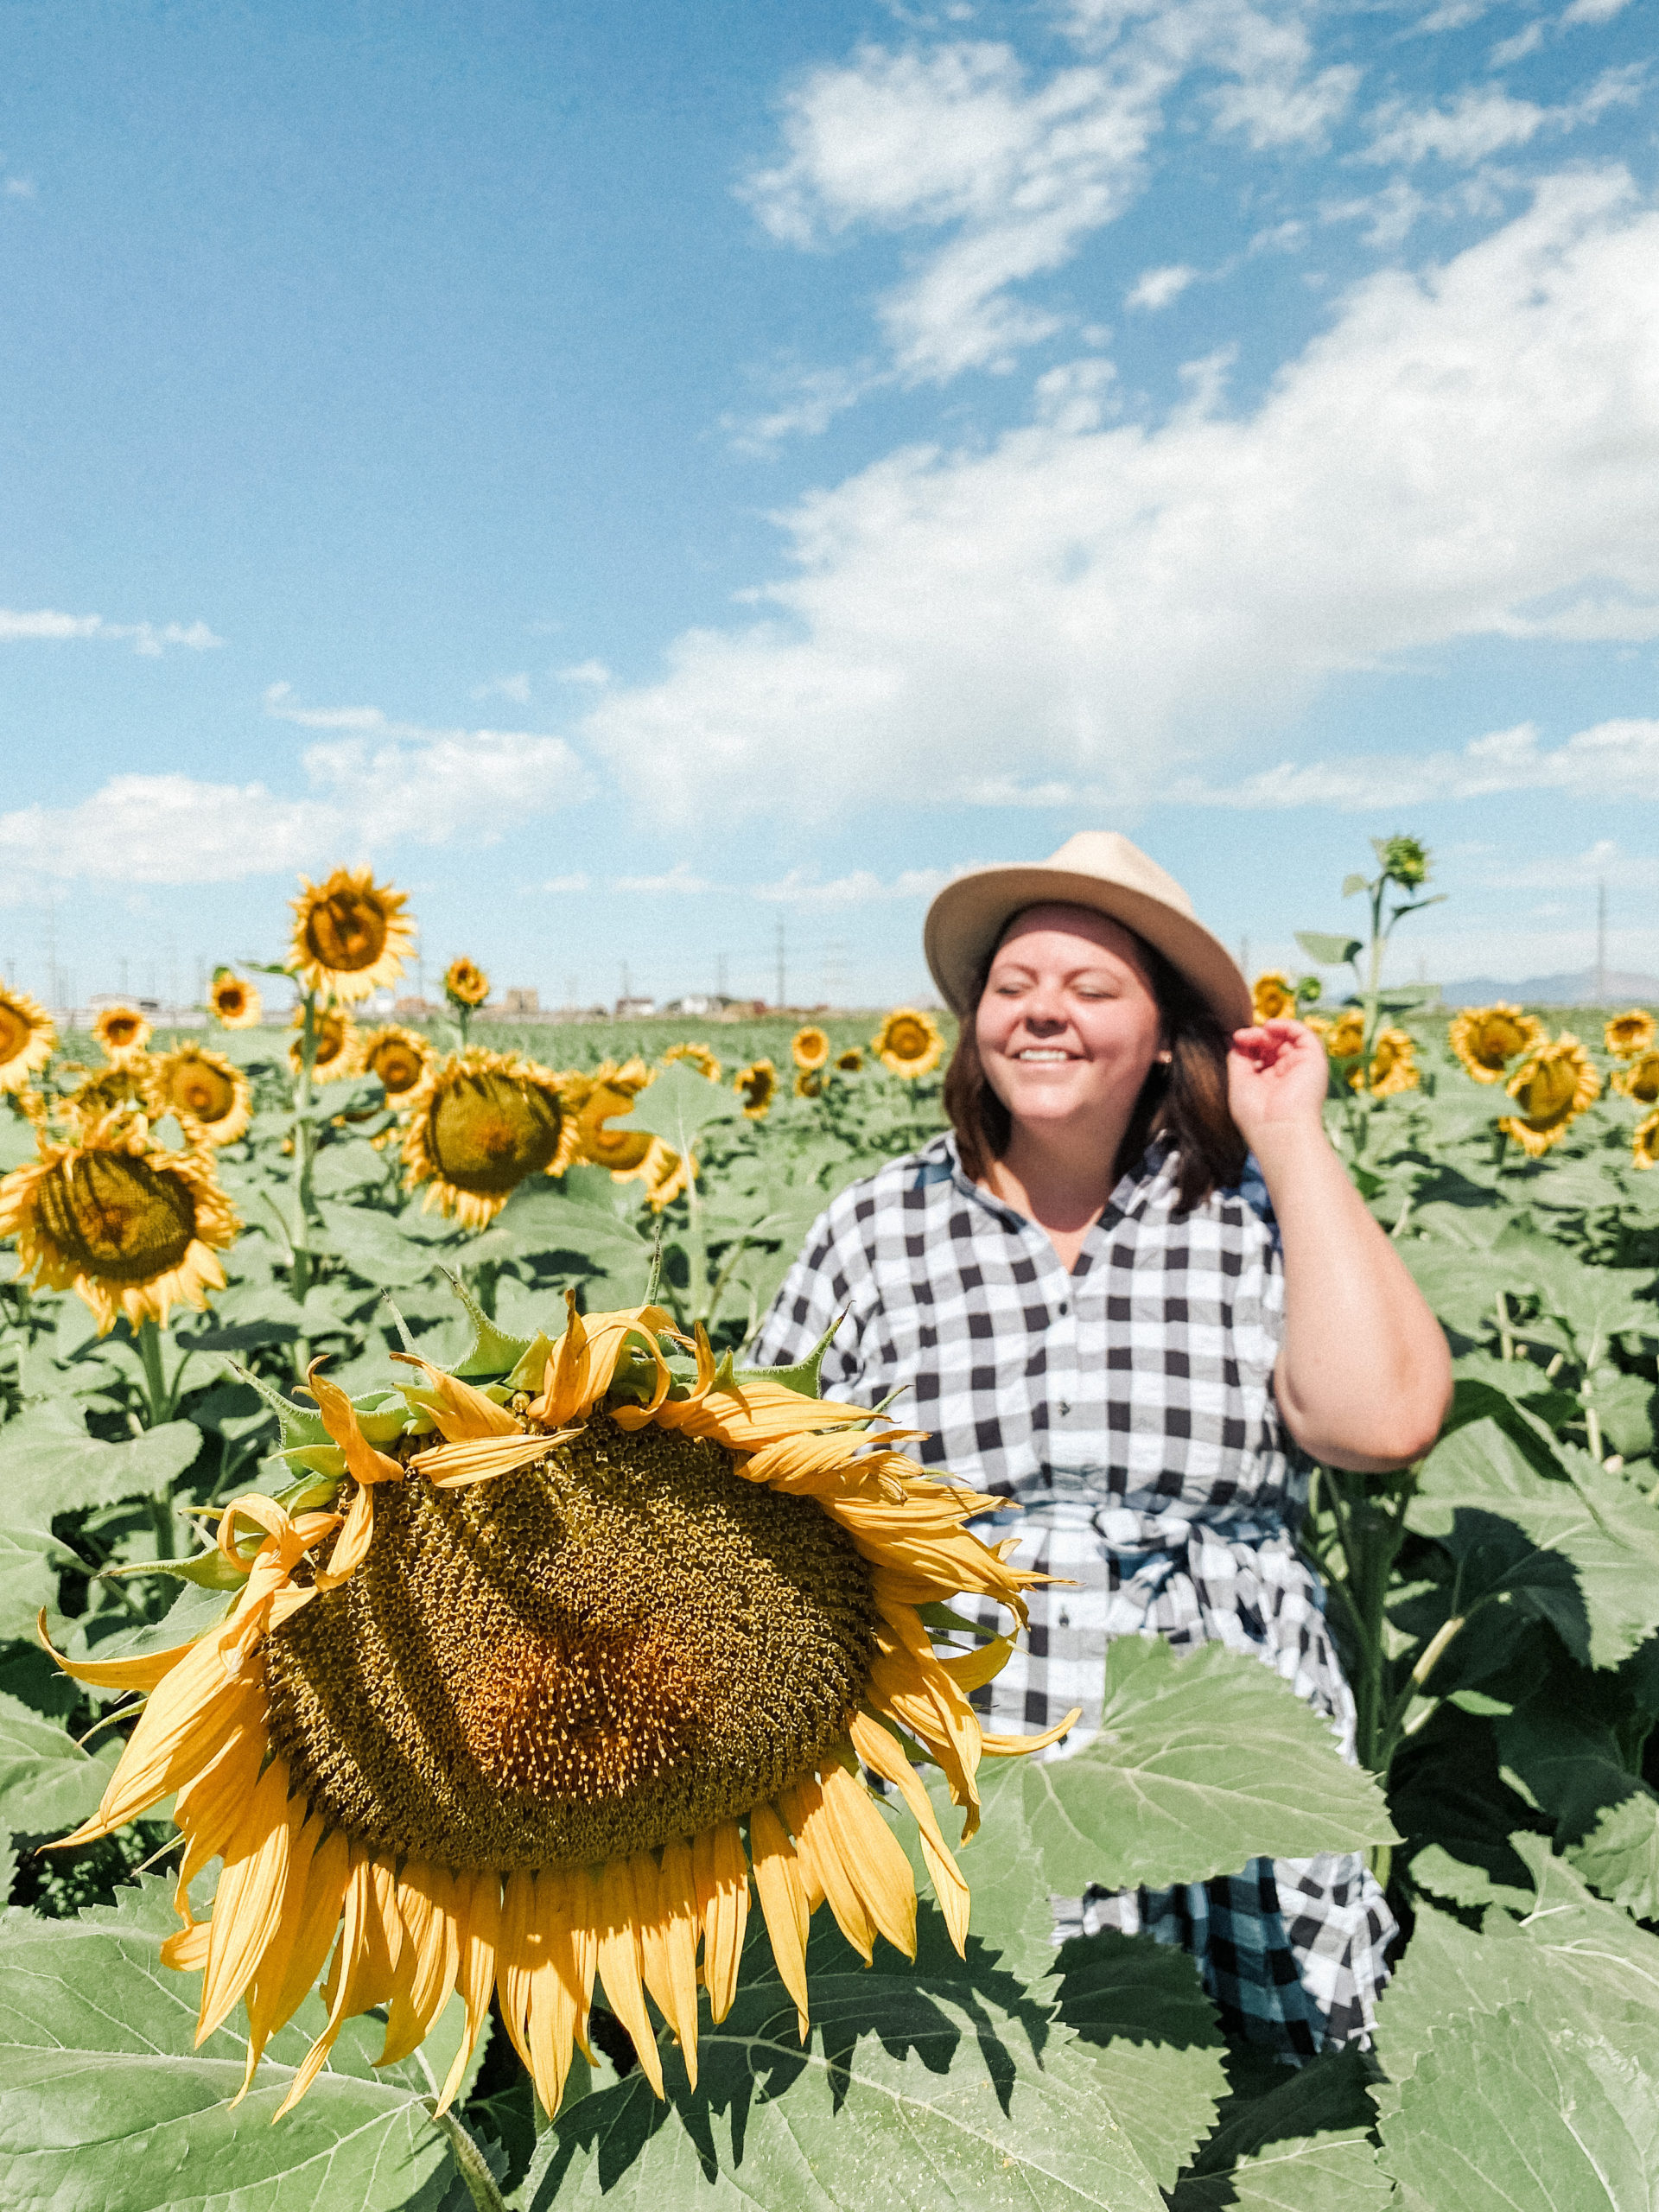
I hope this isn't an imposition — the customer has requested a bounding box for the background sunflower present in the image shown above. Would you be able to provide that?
[288,1006,358,1082]
[1449,1002,1545,1084]
[444,957,490,1011]
[91,1004,152,1063]
[208,969,263,1029]
[0,984,56,1093]
[356,1023,432,1099]
[871,1007,943,1079]
[152,1046,254,1147]
[790,1025,830,1072]
[663,1041,721,1082]
[402,1049,577,1226]
[734,1058,777,1117]
[1498,1033,1601,1157]
[289,867,415,1003]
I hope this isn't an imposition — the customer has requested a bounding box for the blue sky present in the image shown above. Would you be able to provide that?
[2,0,1656,1012]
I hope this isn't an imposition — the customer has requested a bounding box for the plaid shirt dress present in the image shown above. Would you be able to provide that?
[751,1128,1397,2057]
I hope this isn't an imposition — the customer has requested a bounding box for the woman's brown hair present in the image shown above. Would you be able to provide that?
[942,921,1247,1211]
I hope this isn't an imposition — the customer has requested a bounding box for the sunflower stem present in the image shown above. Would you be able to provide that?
[289,990,319,1304]
[423,2105,509,2212]
[135,1318,170,1427]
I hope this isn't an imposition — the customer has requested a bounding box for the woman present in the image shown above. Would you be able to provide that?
[750,830,1452,2057]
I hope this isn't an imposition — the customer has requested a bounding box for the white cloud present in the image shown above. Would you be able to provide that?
[4,176,35,199]
[1179,717,1659,809]
[473,672,531,704]
[1033,357,1118,431]
[1489,22,1546,66]
[0,607,223,655]
[555,660,612,687]
[1363,67,1641,166]
[1471,837,1659,892]
[2,702,587,885]
[1563,0,1633,23]
[752,865,963,904]
[585,171,1659,826]
[541,873,592,893]
[608,862,715,894]
[1128,263,1198,309]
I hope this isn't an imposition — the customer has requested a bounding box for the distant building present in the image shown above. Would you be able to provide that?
[615,995,657,1019]
[503,987,540,1015]
[393,996,438,1018]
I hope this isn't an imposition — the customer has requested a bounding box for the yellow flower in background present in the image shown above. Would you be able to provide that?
[1612,1050,1659,1107]
[402,1049,577,1228]
[92,1004,152,1063]
[664,1041,721,1082]
[152,1046,253,1147]
[357,1024,433,1100]
[791,1025,830,1072]
[1320,1008,1365,1059]
[794,1068,824,1099]
[734,1059,778,1119]
[1498,1033,1601,1158]
[1634,1108,1659,1171]
[0,1110,239,1334]
[1605,1008,1656,1061]
[288,1006,358,1083]
[208,969,263,1029]
[873,1008,944,1079]
[836,1046,863,1073]
[1448,1003,1543,1085]
[444,957,490,1012]
[0,985,56,1093]
[1251,971,1296,1022]
[1353,1027,1420,1098]
[289,868,415,1004]
[62,1062,154,1133]
[641,1142,694,1210]
[574,1059,655,1175]
[44,1303,1070,2120]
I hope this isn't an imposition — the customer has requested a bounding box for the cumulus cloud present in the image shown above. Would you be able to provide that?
[1363,67,1641,166]
[752,865,964,905]
[587,170,1659,826]
[609,863,716,894]
[1177,718,1659,809]
[0,607,224,655]
[1127,263,1198,309]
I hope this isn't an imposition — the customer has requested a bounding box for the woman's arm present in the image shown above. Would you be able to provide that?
[1228,1020,1452,1472]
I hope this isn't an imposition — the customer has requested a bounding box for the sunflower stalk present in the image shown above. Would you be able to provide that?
[289,990,320,1310]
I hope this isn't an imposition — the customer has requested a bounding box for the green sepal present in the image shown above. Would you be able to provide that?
[918,1602,996,1639]
[506,1332,556,1393]
[438,1270,533,1379]
[272,1443,348,1478]
[734,1310,847,1401]
[274,1469,346,1515]
[99,1548,249,1592]
[224,1358,330,1450]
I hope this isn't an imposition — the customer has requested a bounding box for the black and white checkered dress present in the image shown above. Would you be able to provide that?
[751,1129,1397,2057]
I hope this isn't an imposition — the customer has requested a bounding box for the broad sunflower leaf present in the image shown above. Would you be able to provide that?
[1387,1706,1541,1916]
[520,1910,1166,2212]
[315,1197,449,1288]
[0,1408,204,1525]
[0,1527,74,1641]
[1294,931,1362,968]
[0,1874,456,2212]
[1409,1414,1659,1667]
[1496,1687,1659,1918]
[0,1689,112,1838]
[1168,2045,1393,2210]
[613,1059,743,1155]
[1021,1639,1397,1894]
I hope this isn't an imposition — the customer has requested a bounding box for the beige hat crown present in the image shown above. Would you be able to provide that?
[923,830,1251,1031]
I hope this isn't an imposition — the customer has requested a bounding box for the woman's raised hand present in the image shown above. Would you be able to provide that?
[1225,1018,1330,1146]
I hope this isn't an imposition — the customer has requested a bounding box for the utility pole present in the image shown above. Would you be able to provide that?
[1595,880,1607,1006]
[43,897,58,1014]
[1239,936,1250,980]
[716,951,728,1001]
[620,960,632,1006]
[774,917,786,1012]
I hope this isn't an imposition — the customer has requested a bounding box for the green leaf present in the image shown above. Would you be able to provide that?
[1370,1900,1535,2122]
[1388,1706,1541,1915]
[1340,874,1370,899]
[0,1689,111,1838]
[0,1527,74,1641]
[73,1576,234,1667]
[1169,2046,1394,2210]
[1050,1929,1228,2190]
[1496,1688,1659,1919]
[0,1408,203,1524]
[612,1059,742,1155]
[1021,1640,1397,1893]
[0,1876,455,2211]
[1294,931,1363,967]
[520,1910,1165,2211]
[315,1197,449,1288]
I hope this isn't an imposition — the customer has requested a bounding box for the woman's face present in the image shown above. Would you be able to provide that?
[976,905,1166,1139]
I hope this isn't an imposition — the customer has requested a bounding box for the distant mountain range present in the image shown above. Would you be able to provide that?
[1436,969,1659,1008]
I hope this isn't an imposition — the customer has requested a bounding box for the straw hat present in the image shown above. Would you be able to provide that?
[923,831,1252,1032]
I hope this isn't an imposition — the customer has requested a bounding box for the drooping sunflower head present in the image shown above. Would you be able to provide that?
[0,1110,239,1333]
[48,1295,1069,2120]
[664,1041,721,1083]
[402,1048,578,1227]
[873,1007,944,1080]
[208,969,263,1030]
[1613,1049,1659,1107]
[1448,1003,1543,1084]
[289,1006,359,1083]
[62,1060,155,1134]
[0,985,55,1094]
[793,1068,824,1099]
[574,1059,656,1174]
[444,957,490,1012]
[92,1003,152,1063]
[836,1046,863,1073]
[1379,833,1431,888]
[1321,1007,1366,1060]
[734,1059,777,1119]
[1634,1108,1659,1172]
[1352,1027,1419,1098]
[152,1046,253,1146]
[1499,1033,1602,1157]
[289,868,415,1004]
[1250,971,1296,1022]
[1605,1008,1656,1061]
[791,1025,831,1072]
[357,1023,432,1100]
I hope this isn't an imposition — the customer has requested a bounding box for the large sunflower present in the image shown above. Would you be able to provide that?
[1352,1027,1419,1098]
[574,1059,656,1176]
[791,1026,831,1073]
[1498,1033,1601,1158]
[0,1111,239,1333]
[664,1042,721,1083]
[209,970,264,1030]
[1612,1049,1659,1107]
[402,1049,577,1228]
[444,957,490,1012]
[1605,1008,1656,1061]
[289,868,415,1004]
[0,984,55,1094]
[45,1304,1070,2120]
[153,1046,253,1147]
[357,1024,433,1100]
[1447,1003,1542,1085]
[1250,971,1295,1022]
[289,1007,358,1084]
[92,1003,153,1063]
[734,1059,777,1119]
[872,1009,944,1081]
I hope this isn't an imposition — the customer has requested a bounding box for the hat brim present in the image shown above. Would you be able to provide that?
[924,865,1253,1033]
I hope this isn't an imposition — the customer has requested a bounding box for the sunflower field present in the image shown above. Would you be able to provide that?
[0,860,1657,2212]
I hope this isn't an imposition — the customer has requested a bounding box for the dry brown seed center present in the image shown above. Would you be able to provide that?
[306,892,386,970]
[261,1413,877,1871]
[429,1072,561,1194]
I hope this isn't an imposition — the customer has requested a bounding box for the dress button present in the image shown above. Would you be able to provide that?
[1057,1301,1068,1317]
